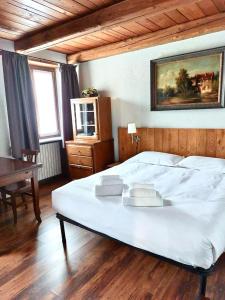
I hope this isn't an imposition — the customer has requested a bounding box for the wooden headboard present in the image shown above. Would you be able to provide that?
[118,127,225,162]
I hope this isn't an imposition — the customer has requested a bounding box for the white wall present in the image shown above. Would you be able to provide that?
[79,30,225,159]
[0,39,67,156]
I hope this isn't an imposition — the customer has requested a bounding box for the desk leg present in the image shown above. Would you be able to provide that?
[31,170,42,223]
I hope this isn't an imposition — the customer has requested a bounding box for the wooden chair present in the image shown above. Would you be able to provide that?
[0,149,39,224]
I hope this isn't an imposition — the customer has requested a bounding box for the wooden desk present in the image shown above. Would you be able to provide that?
[0,157,42,223]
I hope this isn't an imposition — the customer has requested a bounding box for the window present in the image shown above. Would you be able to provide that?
[30,65,60,139]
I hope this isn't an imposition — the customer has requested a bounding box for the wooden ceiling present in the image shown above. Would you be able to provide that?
[0,0,117,40]
[1,0,225,63]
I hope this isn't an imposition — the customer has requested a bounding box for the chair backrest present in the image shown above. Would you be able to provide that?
[21,149,39,164]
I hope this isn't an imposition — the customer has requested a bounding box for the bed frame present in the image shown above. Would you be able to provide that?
[56,213,214,299]
[56,127,225,299]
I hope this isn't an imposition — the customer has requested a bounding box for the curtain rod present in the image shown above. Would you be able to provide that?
[0,49,70,65]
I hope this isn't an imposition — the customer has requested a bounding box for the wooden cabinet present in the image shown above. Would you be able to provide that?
[67,97,114,180]
[66,140,114,180]
[70,97,112,141]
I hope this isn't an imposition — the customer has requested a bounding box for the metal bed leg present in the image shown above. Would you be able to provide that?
[199,273,207,299]
[59,219,67,248]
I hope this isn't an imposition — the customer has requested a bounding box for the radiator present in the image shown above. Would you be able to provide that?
[37,141,62,180]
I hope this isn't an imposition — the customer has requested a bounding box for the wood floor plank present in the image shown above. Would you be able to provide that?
[0,177,224,299]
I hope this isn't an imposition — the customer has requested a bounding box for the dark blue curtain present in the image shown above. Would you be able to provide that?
[2,51,39,158]
[60,64,80,142]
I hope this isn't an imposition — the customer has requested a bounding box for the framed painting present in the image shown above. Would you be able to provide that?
[151,48,224,111]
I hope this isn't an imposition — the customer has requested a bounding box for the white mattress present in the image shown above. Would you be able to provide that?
[52,161,225,269]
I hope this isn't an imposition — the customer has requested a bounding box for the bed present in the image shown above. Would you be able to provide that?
[52,151,225,299]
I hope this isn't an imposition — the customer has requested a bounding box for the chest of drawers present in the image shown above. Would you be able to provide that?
[66,140,114,179]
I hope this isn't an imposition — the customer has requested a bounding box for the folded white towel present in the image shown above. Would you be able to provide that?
[131,183,154,189]
[123,188,163,207]
[123,195,163,207]
[99,175,123,185]
[99,178,123,186]
[129,188,156,198]
[100,175,121,181]
[95,184,124,196]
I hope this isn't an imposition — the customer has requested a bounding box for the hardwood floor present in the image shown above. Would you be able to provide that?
[0,178,224,300]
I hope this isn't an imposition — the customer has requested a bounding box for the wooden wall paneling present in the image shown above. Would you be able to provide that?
[195,129,207,155]
[137,128,147,152]
[146,128,155,151]
[206,129,217,157]
[186,129,197,155]
[178,129,188,156]
[119,127,136,161]
[162,129,170,153]
[154,128,163,152]
[169,129,179,154]
[118,128,225,161]
[216,129,225,158]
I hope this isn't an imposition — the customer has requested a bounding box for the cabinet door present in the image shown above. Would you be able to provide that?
[71,98,98,139]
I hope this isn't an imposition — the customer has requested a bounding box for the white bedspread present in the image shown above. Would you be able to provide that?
[52,161,225,269]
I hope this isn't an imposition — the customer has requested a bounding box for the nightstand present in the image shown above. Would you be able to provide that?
[106,162,121,169]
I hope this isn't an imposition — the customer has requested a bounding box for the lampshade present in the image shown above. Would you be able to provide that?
[128,123,136,134]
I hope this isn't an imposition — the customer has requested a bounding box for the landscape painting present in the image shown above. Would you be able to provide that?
[151,49,224,110]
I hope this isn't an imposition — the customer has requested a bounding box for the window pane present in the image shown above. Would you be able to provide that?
[32,69,59,138]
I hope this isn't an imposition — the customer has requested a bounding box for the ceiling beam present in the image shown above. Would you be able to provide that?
[15,0,201,53]
[67,13,225,63]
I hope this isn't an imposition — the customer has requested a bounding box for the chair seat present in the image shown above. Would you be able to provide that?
[1,180,31,195]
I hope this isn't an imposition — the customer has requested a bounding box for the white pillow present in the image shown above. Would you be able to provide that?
[177,155,225,172]
[126,151,183,166]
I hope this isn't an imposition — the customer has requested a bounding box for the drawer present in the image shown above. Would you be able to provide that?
[69,165,93,179]
[68,155,93,167]
[67,144,92,157]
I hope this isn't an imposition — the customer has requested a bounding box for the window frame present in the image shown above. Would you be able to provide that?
[30,64,61,140]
